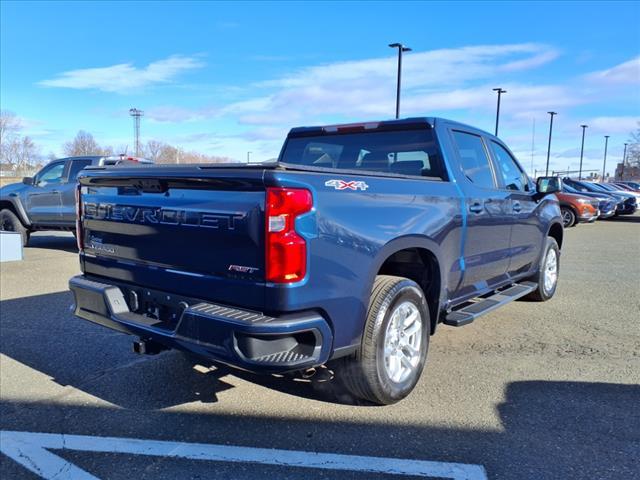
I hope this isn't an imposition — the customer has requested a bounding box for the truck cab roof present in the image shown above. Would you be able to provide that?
[287,117,495,139]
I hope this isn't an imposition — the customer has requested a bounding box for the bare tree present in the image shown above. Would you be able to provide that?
[63,131,102,156]
[627,123,640,166]
[15,136,39,170]
[144,140,166,162]
[0,110,22,165]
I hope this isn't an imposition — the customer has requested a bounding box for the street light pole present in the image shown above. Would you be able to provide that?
[578,124,588,180]
[493,88,506,136]
[545,111,557,176]
[247,151,252,163]
[620,143,628,180]
[602,136,610,181]
[389,43,411,119]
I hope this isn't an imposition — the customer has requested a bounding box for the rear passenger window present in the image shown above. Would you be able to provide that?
[451,131,495,189]
[300,142,344,168]
[490,141,529,191]
[280,129,446,180]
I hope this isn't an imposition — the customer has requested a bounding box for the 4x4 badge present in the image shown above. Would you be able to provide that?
[325,179,369,191]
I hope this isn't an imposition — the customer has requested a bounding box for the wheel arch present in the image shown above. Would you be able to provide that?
[0,198,30,227]
[547,222,564,250]
[369,236,444,334]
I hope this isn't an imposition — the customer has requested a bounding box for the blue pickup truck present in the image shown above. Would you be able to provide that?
[69,117,563,404]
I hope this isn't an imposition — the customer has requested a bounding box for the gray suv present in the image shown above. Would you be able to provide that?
[0,155,151,246]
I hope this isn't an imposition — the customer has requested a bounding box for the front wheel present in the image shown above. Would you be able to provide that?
[0,209,29,247]
[525,237,560,302]
[339,275,430,405]
[561,207,576,228]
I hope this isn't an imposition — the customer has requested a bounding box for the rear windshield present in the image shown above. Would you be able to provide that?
[280,129,446,180]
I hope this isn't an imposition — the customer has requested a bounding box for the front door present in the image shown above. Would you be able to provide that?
[449,130,512,301]
[25,161,65,224]
[488,140,542,276]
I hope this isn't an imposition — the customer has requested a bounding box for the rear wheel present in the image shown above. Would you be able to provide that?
[561,206,576,228]
[0,209,29,247]
[525,237,560,302]
[339,275,430,405]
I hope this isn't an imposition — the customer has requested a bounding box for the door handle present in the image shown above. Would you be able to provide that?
[51,190,60,194]
[469,202,484,214]
[513,201,522,212]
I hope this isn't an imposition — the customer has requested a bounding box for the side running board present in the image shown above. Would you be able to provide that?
[444,281,537,327]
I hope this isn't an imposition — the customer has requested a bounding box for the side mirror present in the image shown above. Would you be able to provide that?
[22,177,34,185]
[536,176,561,195]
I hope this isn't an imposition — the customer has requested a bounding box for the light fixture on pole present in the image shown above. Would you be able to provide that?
[493,88,506,136]
[602,135,610,180]
[620,143,628,180]
[545,111,557,176]
[578,124,588,180]
[389,43,411,119]
[129,108,144,157]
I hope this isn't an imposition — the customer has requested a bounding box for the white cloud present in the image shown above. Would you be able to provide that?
[38,55,204,93]
[146,105,218,123]
[222,43,561,125]
[585,116,640,134]
[586,56,640,85]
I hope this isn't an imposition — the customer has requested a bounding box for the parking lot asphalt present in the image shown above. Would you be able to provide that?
[1,216,639,479]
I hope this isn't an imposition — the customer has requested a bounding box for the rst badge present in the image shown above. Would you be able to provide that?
[325,179,369,191]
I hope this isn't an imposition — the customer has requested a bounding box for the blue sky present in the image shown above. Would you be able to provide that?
[1,0,639,174]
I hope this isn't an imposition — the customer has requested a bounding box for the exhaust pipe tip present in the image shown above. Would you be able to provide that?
[133,339,167,355]
[301,367,316,379]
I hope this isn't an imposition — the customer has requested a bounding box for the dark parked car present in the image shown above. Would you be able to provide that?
[0,155,152,245]
[618,181,640,191]
[563,178,637,216]
[69,117,563,405]
[562,184,616,219]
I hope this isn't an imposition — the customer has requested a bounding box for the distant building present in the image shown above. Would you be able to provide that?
[614,162,640,181]
[0,163,17,177]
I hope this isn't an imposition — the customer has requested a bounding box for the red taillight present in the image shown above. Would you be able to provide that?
[75,184,83,251]
[265,187,313,283]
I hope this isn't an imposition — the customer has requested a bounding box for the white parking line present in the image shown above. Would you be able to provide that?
[0,430,487,479]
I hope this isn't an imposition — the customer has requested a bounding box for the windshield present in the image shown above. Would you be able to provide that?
[280,129,446,179]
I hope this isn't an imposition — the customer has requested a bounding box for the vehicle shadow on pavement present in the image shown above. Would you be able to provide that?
[27,234,78,253]
[0,381,638,479]
[607,214,640,223]
[0,290,386,407]
[2,292,639,478]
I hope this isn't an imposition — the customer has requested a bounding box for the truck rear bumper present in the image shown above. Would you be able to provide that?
[69,275,333,373]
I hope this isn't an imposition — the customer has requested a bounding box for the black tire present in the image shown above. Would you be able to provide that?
[0,209,29,247]
[560,206,576,228]
[339,275,430,405]
[525,237,560,302]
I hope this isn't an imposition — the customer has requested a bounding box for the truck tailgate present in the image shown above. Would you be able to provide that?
[78,169,266,308]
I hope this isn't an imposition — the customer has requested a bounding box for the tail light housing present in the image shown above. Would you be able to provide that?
[75,184,83,251]
[265,187,313,283]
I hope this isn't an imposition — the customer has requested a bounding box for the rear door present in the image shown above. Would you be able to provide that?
[25,161,65,224]
[449,130,512,300]
[60,158,93,224]
[487,140,542,277]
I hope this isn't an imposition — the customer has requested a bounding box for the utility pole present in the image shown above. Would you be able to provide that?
[578,124,587,180]
[389,43,411,119]
[129,108,144,157]
[545,111,557,176]
[602,135,610,181]
[493,88,506,136]
[620,143,628,180]
[247,151,252,162]
[530,117,535,177]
